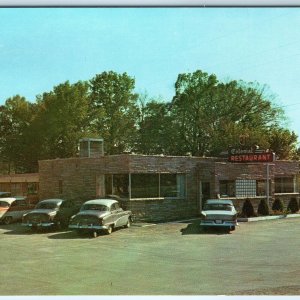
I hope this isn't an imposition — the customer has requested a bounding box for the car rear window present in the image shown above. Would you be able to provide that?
[81,204,108,211]
[204,204,232,211]
[35,202,60,209]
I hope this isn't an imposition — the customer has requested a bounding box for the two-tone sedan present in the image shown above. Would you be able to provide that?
[0,197,34,225]
[200,199,238,232]
[22,199,80,230]
[69,199,132,237]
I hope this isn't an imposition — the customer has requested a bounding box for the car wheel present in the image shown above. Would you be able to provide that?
[106,225,113,235]
[125,218,132,228]
[92,231,98,238]
[3,216,12,225]
[230,226,236,231]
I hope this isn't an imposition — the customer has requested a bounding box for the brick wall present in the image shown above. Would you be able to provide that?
[38,155,300,221]
[39,154,204,221]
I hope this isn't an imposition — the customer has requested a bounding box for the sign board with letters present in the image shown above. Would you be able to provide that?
[228,148,275,163]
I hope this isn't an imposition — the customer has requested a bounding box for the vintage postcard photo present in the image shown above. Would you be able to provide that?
[1,6,300,296]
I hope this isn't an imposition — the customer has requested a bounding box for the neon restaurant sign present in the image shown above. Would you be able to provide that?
[228,149,275,163]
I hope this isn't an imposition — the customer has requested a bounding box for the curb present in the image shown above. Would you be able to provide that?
[238,213,300,222]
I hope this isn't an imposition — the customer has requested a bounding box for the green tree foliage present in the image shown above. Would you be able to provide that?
[242,198,256,217]
[0,69,299,174]
[0,95,36,173]
[171,70,286,156]
[135,94,178,155]
[32,80,90,159]
[272,198,284,212]
[257,199,269,216]
[287,197,299,213]
[89,71,139,154]
[268,128,299,160]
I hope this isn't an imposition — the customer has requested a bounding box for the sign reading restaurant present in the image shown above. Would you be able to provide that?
[228,148,275,163]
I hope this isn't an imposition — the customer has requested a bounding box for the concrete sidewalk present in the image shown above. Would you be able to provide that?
[238,213,300,222]
[132,213,300,226]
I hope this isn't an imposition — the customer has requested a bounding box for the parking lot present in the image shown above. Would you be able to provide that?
[1,218,300,295]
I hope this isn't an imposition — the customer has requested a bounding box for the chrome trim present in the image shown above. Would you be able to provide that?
[69,224,108,230]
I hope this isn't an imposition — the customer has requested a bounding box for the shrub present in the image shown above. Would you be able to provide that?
[287,198,299,213]
[272,198,284,212]
[242,199,255,217]
[257,199,269,216]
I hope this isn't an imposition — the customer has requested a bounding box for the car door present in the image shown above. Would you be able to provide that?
[113,202,128,227]
[7,200,27,221]
[58,200,74,224]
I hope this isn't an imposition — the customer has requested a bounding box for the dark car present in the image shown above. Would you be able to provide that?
[69,199,132,237]
[22,199,80,230]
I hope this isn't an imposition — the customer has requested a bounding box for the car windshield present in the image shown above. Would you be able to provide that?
[35,202,59,209]
[203,204,232,211]
[81,204,108,211]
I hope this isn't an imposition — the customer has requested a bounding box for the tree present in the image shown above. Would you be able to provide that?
[268,128,299,160]
[88,71,139,154]
[0,95,36,173]
[135,95,177,155]
[171,70,286,156]
[33,80,90,159]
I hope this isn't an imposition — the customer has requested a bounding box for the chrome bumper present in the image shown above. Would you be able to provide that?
[69,224,108,230]
[200,220,238,227]
[22,222,55,227]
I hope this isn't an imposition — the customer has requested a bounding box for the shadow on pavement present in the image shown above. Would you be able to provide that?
[180,221,232,235]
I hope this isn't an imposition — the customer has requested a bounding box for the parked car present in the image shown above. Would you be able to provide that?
[0,192,12,198]
[0,197,35,225]
[200,199,238,232]
[69,199,132,237]
[22,199,80,230]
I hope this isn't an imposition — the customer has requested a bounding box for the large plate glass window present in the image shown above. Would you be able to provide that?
[275,177,295,193]
[219,180,235,197]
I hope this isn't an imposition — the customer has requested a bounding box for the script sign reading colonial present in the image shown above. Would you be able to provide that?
[228,149,275,163]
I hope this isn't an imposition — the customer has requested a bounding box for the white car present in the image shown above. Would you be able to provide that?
[0,197,34,225]
[200,199,238,232]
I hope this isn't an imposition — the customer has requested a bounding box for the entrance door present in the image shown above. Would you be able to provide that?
[96,175,105,198]
[199,181,210,212]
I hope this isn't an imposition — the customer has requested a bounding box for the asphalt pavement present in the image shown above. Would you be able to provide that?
[1,218,300,295]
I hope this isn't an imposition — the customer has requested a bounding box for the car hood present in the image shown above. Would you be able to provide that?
[202,210,235,216]
[75,210,109,218]
[27,209,57,215]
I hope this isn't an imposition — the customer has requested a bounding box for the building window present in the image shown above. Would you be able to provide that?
[105,174,129,198]
[256,180,271,196]
[236,179,256,197]
[220,180,235,197]
[160,174,186,198]
[105,173,186,199]
[10,183,22,196]
[27,182,38,195]
[275,177,295,193]
[131,174,159,198]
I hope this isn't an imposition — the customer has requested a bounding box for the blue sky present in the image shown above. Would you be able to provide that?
[1,8,300,137]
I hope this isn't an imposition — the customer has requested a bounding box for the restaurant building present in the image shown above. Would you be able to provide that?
[1,139,299,221]
[36,139,299,221]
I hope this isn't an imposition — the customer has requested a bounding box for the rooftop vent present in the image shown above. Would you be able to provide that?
[79,138,104,158]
